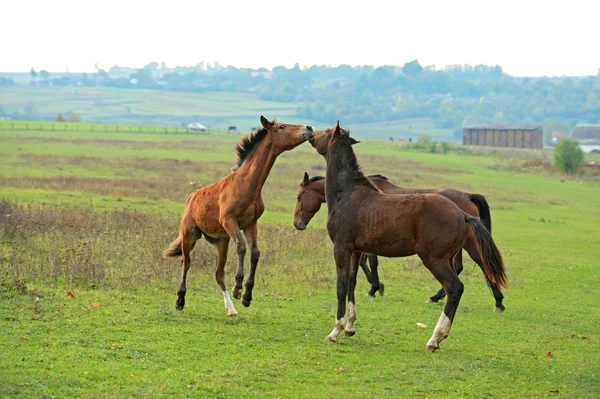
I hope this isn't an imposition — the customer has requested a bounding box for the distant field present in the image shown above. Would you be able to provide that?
[1,85,458,141]
[1,125,599,397]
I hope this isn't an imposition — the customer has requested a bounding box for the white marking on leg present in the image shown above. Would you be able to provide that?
[325,317,346,342]
[345,302,357,335]
[222,290,238,316]
[426,311,452,350]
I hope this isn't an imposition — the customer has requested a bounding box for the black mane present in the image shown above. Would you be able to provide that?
[368,174,389,181]
[308,176,325,184]
[337,128,380,192]
[232,126,269,171]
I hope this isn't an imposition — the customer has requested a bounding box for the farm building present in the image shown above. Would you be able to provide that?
[570,124,600,153]
[569,124,600,144]
[463,124,543,149]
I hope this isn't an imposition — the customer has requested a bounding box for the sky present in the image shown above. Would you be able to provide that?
[2,0,598,77]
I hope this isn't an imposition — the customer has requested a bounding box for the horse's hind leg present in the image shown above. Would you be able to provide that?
[427,251,463,304]
[176,225,202,311]
[242,223,260,308]
[214,238,237,316]
[464,240,505,312]
[222,217,246,301]
[367,255,384,297]
[359,254,372,284]
[424,257,464,352]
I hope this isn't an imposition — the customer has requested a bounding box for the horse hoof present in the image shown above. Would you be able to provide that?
[378,283,385,296]
[242,297,251,307]
[344,330,356,337]
[324,336,338,343]
[365,292,375,298]
[426,298,435,304]
[426,344,439,352]
[175,299,185,311]
[232,290,241,300]
[228,310,238,317]
[494,306,505,313]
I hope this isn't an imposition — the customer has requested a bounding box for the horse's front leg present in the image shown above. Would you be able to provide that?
[325,246,351,342]
[345,251,361,337]
[222,217,246,301]
[242,223,260,308]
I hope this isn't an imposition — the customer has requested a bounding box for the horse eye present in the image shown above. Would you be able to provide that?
[279,125,286,129]
[296,195,301,200]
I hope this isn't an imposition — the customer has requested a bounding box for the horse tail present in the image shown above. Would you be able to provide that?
[162,233,183,258]
[466,217,508,289]
[469,193,492,234]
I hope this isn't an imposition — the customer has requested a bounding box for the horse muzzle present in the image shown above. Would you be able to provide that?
[293,220,306,230]
[301,126,315,141]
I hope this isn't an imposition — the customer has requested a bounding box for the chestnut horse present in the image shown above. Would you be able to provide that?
[293,172,505,312]
[163,116,314,315]
[311,123,507,351]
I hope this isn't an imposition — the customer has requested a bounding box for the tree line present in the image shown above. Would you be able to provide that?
[8,61,600,134]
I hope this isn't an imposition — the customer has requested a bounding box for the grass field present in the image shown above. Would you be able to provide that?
[0,86,456,141]
[1,123,598,398]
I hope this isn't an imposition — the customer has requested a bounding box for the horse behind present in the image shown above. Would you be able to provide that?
[311,122,507,351]
[293,171,505,312]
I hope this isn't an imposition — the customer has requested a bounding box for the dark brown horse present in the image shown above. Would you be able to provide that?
[293,172,505,312]
[163,116,314,315]
[311,123,507,351]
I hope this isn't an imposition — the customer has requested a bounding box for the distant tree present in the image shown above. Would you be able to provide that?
[0,105,5,116]
[586,93,598,106]
[144,62,159,72]
[416,133,433,147]
[492,111,505,122]
[55,113,65,122]
[67,113,81,123]
[130,69,153,87]
[402,60,423,77]
[97,69,109,80]
[553,138,584,174]
[39,70,50,80]
[24,102,38,120]
[0,77,15,87]
[30,67,37,80]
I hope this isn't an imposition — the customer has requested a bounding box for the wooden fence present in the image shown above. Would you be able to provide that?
[0,120,236,136]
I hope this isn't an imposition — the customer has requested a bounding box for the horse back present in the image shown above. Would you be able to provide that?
[371,179,480,219]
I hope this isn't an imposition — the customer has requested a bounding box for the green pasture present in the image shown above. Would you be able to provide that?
[1,86,456,140]
[0,125,598,398]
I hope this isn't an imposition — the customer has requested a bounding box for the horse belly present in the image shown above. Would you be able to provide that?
[196,214,228,238]
[355,216,417,258]
[357,236,416,258]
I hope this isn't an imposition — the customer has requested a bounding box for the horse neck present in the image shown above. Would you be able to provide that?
[234,137,279,197]
[324,148,357,210]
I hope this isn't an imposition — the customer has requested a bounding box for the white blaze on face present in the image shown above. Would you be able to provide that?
[222,290,238,316]
[427,311,452,348]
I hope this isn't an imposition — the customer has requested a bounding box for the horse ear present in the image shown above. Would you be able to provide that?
[333,121,341,136]
[302,172,310,186]
[350,137,360,145]
[260,115,273,129]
